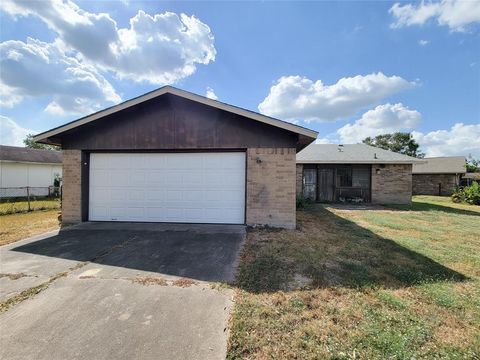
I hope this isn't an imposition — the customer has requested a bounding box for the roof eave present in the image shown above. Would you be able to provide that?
[0,160,62,165]
[297,160,423,164]
[33,86,318,143]
[413,171,466,174]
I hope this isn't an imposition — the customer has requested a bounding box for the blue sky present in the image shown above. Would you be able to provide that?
[1,0,479,157]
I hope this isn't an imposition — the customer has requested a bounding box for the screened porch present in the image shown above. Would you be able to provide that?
[302,164,372,203]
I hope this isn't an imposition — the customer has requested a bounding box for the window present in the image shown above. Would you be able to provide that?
[352,166,370,188]
[337,167,352,187]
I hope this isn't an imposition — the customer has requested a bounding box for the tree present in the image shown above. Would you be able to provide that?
[466,157,479,172]
[363,132,424,158]
[23,134,59,151]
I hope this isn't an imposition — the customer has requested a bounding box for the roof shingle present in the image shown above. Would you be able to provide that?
[0,145,62,164]
[412,156,466,174]
[297,144,423,164]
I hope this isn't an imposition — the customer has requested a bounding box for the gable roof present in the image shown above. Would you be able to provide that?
[0,145,62,164]
[412,156,466,174]
[297,144,424,164]
[33,86,318,145]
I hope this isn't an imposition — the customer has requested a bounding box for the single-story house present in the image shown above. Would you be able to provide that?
[0,145,62,198]
[460,172,480,187]
[33,86,318,229]
[412,156,466,196]
[296,144,423,204]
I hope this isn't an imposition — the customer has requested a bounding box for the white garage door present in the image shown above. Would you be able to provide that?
[89,152,245,224]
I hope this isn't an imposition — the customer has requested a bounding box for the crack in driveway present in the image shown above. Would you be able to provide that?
[0,235,139,312]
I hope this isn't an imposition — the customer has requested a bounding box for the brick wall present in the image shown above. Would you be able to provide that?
[246,148,296,229]
[296,164,303,197]
[412,173,458,196]
[62,150,82,224]
[371,164,412,204]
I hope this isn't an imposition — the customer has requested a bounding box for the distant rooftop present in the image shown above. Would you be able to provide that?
[0,145,62,164]
[296,144,423,164]
[412,156,466,174]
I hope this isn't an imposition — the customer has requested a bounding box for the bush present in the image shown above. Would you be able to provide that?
[452,181,480,205]
[296,196,306,209]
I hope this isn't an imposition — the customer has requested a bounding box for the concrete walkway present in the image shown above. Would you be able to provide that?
[0,223,245,360]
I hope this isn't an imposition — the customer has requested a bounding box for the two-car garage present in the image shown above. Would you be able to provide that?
[89,152,246,224]
[34,86,317,229]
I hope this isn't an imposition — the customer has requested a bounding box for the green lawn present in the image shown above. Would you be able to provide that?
[0,199,60,215]
[228,196,480,359]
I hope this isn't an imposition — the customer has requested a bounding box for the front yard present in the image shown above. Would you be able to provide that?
[0,210,60,246]
[1,196,478,358]
[228,196,480,359]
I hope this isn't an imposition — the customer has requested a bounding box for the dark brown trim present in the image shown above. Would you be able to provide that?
[83,148,246,153]
[81,151,89,221]
[244,151,248,225]
[61,94,301,151]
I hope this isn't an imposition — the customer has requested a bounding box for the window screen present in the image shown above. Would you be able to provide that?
[337,167,352,187]
[352,166,370,188]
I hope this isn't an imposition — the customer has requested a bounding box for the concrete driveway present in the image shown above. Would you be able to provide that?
[0,222,245,360]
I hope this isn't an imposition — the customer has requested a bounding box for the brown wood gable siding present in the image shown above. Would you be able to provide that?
[61,94,298,150]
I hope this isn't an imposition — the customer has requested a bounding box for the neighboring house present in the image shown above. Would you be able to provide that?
[296,144,423,204]
[412,156,466,196]
[33,86,317,228]
[0,145,62,197]
[461,172,480,187]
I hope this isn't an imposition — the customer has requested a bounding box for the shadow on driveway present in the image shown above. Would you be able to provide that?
[11,222,246,283]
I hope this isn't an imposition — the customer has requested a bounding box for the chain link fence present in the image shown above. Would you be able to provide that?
[0,186,61,215]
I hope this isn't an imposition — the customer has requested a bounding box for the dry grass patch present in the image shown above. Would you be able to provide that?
[0,273,27,280]
[0,199,60,215]
[132,276,168,286]
[0,210,60,246]
[172,278,197,287]
[228,196,479,359]
[0,271,68,313]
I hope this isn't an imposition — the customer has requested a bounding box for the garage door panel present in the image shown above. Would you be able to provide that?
[183,190,203,201]
[146,171,165,185]
[166,190,182,201]
[110,189,127,201]
[129,190,145,201]
[91,170,109,186]
[110,207,126,218]
[130,172,145,185]
[148,190,164,201]
[89,152,245,224]
[90,206,107,219]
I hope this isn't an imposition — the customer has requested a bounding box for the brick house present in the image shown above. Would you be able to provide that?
[33,86,317,229]
[412,156,466,196]
[296,144,424,204]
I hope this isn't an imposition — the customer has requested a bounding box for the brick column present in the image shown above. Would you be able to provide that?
[296,164,303,198]
[371,164,412,204]
[246,148,296,229]
[62,150,82,224]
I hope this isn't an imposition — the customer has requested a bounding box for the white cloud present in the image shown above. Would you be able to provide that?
[390,0,480,32]
[206,87,218,100]
[418,39,430,46]
[0,115,35,146]
[337,103,422,143]
[2,0,216,84]
[315,137,334,144]
[0,38,121,115]
[412,123,480,157]
[258,73,414,122]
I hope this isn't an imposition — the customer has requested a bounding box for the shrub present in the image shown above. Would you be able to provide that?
[452,181,480,205]
[296,196,306,209]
